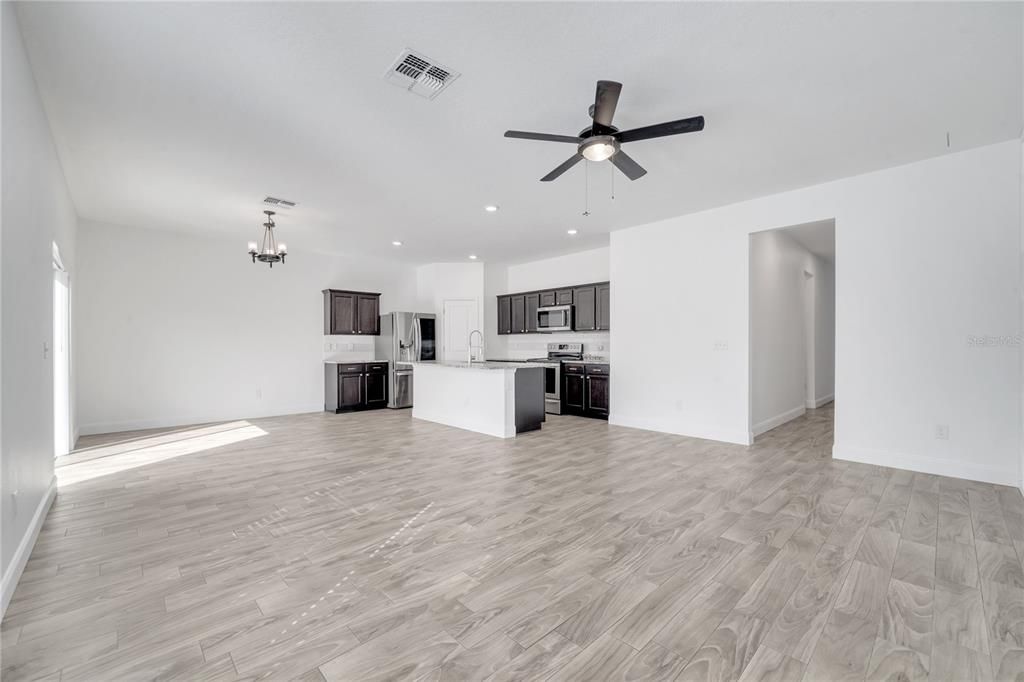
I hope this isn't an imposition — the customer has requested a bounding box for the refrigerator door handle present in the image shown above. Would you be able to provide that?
[413,317,422,361]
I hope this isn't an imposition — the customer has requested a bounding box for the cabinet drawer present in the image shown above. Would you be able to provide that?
[563,363,585,374]
[366,363,387,374]
[339,364,364,374]
[585,364,609,375]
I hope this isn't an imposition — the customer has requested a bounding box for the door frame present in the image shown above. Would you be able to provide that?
[53,249,71,457]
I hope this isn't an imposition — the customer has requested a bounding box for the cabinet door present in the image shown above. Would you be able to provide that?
[586,375,609,418]
[555,289,573,305]
[539,291,556,307]
[497,296,512,335]
[573,286,596,331]
[339,373,363,409]
[356,295,380,335]
[525,293,540,333]
[596,283,610,331]
[510,295,527,334]
[563,373,585,414]
[330,292,357,335]
[364,372,387,407]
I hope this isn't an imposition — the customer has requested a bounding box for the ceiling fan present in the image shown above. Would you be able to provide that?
[504,80,705,182]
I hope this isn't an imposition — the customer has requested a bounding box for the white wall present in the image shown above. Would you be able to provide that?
[612,140,1021,485]
[814,258,836,406]
[75,222,418,434]
[750,230,814,435]
[415,262,484,361]
[485,247,611,360]
[1,3,78,612]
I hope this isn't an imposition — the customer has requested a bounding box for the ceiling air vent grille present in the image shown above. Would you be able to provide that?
[263,196,296,209]
[385,49,460,100]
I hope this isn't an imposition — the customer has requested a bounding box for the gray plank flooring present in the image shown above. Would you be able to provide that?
[2,404,1023,680]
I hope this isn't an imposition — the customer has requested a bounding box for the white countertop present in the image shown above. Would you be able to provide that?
[323,360,387,364]
[402,361,546,371]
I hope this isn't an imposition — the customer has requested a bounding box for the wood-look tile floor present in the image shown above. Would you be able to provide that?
[4,405,1024,681]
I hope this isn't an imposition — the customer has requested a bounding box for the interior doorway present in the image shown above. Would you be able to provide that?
[442,299,479,363]
[749,219,835,440]
[53,248,71,457]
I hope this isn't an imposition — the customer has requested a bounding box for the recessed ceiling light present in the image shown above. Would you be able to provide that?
[567,229,578,235]
[484,205,499,213]
[468,254,478,260]
[391,240,403,246]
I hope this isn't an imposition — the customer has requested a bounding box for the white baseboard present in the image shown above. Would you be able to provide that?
[806,394,834,409]
[834,443,1018,487]
[609,413,751,446]
[751,405,806,438]
[2,476,57,618]
[79,403,323,436]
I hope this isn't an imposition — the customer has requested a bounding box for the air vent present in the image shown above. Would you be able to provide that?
[384,49,460,100]
[263,196,296,209]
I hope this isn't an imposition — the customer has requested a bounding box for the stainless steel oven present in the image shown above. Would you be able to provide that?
[528,343,583,414]
[537,305,573,333]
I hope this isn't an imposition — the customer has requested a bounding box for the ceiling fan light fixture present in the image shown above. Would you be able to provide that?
[580,135,619,162]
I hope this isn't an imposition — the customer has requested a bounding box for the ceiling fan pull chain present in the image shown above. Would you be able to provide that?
[611,163,615,200]
[582,161,591,217]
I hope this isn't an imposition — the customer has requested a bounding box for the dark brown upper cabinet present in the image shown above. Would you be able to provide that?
[525,293,540,333]
[573,286,597,331]
[323,289,381,335]
[496,281,610,335]
[357,295,380,335]
[497,295,512,335]
[510,294,527,334]
[596,282,610,331]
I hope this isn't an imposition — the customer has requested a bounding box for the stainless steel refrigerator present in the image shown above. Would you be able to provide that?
[375,312,436,408]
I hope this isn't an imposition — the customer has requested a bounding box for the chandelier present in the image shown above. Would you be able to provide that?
[247,210,287,267]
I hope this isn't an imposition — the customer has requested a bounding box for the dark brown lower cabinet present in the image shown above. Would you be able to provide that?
[365,371,387,408]
[586,374,609,418]
[562,363,608,420]
[564,370,585,414]
[325,362,388,413]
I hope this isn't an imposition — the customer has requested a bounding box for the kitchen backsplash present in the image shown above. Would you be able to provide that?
[497,332,610,361]
[323,336,377,362]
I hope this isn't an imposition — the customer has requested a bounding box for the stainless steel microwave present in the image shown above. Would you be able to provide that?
[537,305,573,332]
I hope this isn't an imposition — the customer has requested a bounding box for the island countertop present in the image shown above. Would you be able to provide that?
[396,360,547,371]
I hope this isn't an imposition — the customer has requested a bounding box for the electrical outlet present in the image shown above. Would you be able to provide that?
[935,424,949,440]
[256,387,263,400]
[714,340,729,351]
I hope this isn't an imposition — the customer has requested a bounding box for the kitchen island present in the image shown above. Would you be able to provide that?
[404,361,546,438]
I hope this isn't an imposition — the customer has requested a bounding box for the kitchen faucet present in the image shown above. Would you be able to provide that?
[467,329,484,364]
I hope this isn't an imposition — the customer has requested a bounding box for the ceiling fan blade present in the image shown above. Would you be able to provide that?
[610,150,647,181]
[592,80,623,128]
[615,115,705,144]
[505,130,581,144]
[540,154,584,182]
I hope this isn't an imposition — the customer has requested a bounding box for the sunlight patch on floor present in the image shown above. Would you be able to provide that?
[57,422,268,486]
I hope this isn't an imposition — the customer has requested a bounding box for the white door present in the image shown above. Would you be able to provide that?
[53,267,71,457]
[443,299,479,363]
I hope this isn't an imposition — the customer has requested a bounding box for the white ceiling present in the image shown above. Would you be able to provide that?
[15,2,1022,264]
